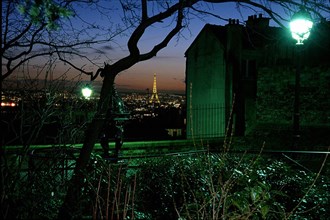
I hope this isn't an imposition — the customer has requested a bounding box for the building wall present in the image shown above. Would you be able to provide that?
[257,22,330,127]
[186,20,330,140]
[257,66,330,126]
[225,23,244,135]
[240,53,259,134]
[186,30,227,139]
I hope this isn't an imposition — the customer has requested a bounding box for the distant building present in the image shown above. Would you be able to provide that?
[185,15,330,139]
[149,73,160,104]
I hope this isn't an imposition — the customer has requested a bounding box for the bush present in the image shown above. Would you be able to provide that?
[3,152,327,219]
[2,154,69,219]
[134,153,329,219]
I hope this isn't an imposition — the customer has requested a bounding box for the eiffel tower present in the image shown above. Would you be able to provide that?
[149,73,160,104]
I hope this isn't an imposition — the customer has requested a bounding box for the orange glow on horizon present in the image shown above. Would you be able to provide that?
[115,73,185,93]
[114,57,186,93]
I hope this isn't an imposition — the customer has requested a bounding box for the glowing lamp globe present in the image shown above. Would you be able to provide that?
[290,9,313,45]
[82,85,92,99]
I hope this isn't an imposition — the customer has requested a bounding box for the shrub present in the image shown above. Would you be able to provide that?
[134,153,329,219]
[4,151,327,219]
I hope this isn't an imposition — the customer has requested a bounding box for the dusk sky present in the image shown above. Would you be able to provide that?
[6,1,315,94]
[106,2,292,94]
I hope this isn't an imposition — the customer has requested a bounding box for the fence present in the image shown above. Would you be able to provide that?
[187,103,227,139]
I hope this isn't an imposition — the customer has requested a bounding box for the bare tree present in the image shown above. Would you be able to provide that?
[1,1,120,218]
[1,0,125,92]
[58,0,329,218]
[2,0,329,218]
[1,0,119,177]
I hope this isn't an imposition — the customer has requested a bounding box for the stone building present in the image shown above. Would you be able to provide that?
[185,15,330,140]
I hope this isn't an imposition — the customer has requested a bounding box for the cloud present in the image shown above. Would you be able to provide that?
[92,48,107,54]
[90,45,116,55]
[172,77,185,83]
[116,84,133,89]
[152,55,180,59]
[100,45,114,50]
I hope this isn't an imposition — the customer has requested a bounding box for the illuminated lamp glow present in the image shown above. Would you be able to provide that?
[290,9,313,45]
[82,86,92,99]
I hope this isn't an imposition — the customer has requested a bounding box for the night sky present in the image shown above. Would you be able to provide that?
[103,2,290,93]
[11,1,306,94]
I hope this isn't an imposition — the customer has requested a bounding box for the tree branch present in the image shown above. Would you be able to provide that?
[141,0,148,21]
[2,51,54,80]
[127,0,197,57]
[56,51,94,77]
[139,7,184,61]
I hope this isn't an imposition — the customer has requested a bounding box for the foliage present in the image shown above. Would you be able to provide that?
[1,151,71,219]
[79,153,138,219]
[134,154,329,220]
[2,151,328,219]
[258,159,329,220]
[17,0,73,29]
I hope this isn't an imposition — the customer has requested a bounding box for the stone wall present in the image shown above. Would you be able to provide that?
[257,66,330,126]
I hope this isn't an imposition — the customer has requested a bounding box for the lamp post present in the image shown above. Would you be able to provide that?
[82,84,93,99]
[289,8,313,149]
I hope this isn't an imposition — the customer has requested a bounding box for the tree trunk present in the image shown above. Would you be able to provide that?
[58,66,115,219]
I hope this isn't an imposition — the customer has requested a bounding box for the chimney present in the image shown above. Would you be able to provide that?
[246,14,270,29]
[227,18,241,26]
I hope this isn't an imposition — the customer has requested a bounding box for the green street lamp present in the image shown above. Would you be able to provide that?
[290,8,313,45]
[289,8,313,149]
[82,85,93,99]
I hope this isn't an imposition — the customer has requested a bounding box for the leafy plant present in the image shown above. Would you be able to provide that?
[17,0,73,29]
[134,153,329,219]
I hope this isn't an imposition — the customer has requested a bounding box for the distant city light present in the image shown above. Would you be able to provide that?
[1,102,17,107]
